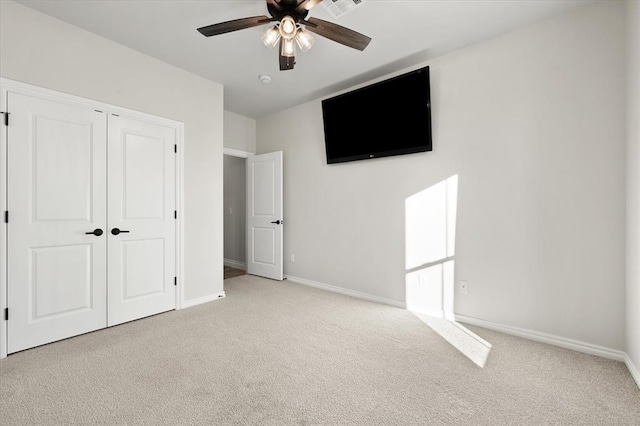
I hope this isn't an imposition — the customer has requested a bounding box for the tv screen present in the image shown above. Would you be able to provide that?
[321,66,432,164]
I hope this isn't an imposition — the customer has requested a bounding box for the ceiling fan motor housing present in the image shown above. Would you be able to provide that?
[267,0,310,23]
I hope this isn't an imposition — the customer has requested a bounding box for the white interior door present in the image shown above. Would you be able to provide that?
[7,92,107,354]
[107,115,176,326]
[246,151,283,280]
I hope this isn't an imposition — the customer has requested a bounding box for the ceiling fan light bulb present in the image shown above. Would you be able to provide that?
[279,16,297,39]
[281,38,296,57]
[282,20,294,34]
[295,28,314,51]
[261,26,281,48]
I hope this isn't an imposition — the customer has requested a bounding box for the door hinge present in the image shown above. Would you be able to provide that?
[174,144,177,153]
[174,277,177,286]
[174,210,177,219]
[4,211,7,224]
[4,308,8,321]
[1,112,8,126]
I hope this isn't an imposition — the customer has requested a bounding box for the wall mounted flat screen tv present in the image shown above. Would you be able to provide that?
[321,66,432,164]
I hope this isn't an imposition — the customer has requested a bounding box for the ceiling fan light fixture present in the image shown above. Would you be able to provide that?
[261,25,281,48]
[295,27,314,51]
[279,16,297,40]
[197,0,372,71]
[281,37,296,57]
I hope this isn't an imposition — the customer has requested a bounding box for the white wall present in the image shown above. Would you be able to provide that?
[0,1,224,302]
[626,0,640,378]
[224,111,256,154]
[224,155,246,264]
[257,1,627,350]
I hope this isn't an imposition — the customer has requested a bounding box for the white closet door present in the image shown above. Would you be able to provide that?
[7,93,108,354]
[107,115,176,326]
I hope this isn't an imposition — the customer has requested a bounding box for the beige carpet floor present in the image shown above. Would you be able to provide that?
[1,274,639,425]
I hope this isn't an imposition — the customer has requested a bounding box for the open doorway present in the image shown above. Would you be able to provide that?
[223,152,248,279]
[223,148,284,281]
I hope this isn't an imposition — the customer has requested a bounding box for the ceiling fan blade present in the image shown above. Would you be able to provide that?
[197,16,272,37]
[303,17,371,51]
[296,0,322,13]
[279,39,296,70]
[266,0,282,13]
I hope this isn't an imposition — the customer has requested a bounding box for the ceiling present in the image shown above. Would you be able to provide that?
[16,0,594,119]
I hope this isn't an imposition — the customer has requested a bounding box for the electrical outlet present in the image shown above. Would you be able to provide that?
[290,254,295,262]
[458,280,469,294]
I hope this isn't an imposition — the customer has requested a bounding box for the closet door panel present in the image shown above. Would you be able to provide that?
[7,92,107,354]
[107,115,176,326]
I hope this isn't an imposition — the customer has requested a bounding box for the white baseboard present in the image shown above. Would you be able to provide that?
[181,291,226,309]
[455,314,626,362]
[224,259,246,270]
[625,353,640,388]
[284,275,405,309]
[279,275,639,389]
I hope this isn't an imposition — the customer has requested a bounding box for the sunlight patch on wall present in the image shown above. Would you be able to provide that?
[406,261,455,319]
[405,175,458,313]
[405,175,491,367]
[405,177,451,270]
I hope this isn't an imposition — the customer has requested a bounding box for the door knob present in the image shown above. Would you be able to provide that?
[111,228,130,235]
[85,228,104,236]
[270,220,282,225]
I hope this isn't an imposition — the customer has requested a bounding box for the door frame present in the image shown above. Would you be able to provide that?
[0,78,185,359]
[222,148,284,281]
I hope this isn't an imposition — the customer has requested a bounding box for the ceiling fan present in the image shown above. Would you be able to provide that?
[197,0,371,71]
